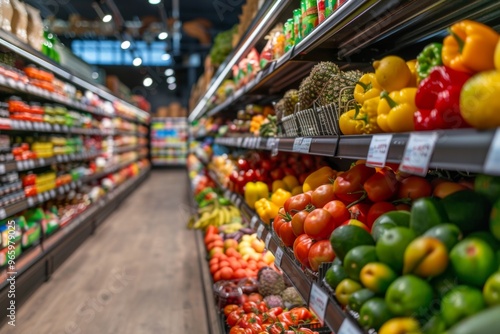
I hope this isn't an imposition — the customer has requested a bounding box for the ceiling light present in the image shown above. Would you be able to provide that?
[91,72,99,79]
[132,57,142,66]
[143,77,153,87]
[102,14,112,23]
[166,76,176,84]
[120,40,131,49]
[158,32,168,40]
[149,0,161,4]
[161,53,171,61]
[168,83,176,90]
[164,68,174,76]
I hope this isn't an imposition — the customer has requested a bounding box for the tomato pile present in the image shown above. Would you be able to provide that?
[224,302,321,334]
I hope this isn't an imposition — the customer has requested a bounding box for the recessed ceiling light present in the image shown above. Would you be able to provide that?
[164,68,174,76]
[133,57,142,66]
[143,77,153,87]
[120,40,131,49]
[158,32,168,40]
[168,83,176,90]
[102,14,112,23]
[161,53,171,61]
[149,0,161,4]
[166,76,176,84]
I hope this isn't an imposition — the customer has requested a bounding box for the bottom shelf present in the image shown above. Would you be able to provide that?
[0,167,150,327]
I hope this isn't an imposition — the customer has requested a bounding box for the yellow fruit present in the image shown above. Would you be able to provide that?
[406,60,418,87]
[291,185,303,196]
[379,317,422,334]
[373,56,412,92]
[495,39,500,70]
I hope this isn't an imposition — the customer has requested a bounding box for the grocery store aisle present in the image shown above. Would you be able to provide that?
[6,170,209,334]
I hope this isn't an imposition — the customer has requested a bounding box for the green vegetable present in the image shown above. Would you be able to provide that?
[416,43,443,80]
[410,197,448,236]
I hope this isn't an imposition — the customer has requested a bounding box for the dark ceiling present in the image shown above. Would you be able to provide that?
[24,0,242,110]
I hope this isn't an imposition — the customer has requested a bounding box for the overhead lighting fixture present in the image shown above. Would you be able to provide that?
[164,68,174,76]
[161,53,171,61]
[120,40,131,49]
[166,76,176,84]
[168,83,177,90]
[158,32,168,40]
[132,57,142,66]
[149,0,161,4]
[143,77,153,87]
[102,14,112,23]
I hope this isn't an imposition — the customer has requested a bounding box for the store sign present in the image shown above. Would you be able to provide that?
[399,132,438,176]
[366,134,392,168]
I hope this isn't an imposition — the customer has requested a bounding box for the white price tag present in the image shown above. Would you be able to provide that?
[29,160,35,169]
[250,216,258,229]
[0,208,6,219]
[39,158,45,166]
[236,137,243,147]
[64,155,69,162]
[71,183,76,189]
[338,318,359,334]
[50,190,56,197]
[27,197,34,207]
[0,164,5,174]
[54,124,61,131]
[16,161,23,170]
[309,283,329,325]
[45,192,50,200]
[37,194,43,202]
[256,224,265,239]
[65,185,70,192]
[271,138,280,156]
[57,155,62,162]
[265,233,272,248]
[274,247,284,268]
[366,134,393,168]
[484,129,500,175]
[293,137,312,153]
[399,132,439,176]
[23,161,29,170]
[27,122,33,130]
[235,196,242,207]
[58,187,64,195]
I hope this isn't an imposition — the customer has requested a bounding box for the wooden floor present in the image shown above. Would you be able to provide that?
[5,170,210,334]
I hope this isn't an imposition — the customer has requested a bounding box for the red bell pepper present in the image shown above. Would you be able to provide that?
[414,66,472,130]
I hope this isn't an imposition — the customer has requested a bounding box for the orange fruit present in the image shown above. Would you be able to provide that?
[220,267,234,280]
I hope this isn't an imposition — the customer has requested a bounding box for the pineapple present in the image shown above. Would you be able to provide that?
[298,62,340,110]
[283,89,298,116]
[317,70,363,106]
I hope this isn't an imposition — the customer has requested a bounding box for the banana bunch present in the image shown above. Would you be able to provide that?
[220,219,244,233]
[187,202,241,230]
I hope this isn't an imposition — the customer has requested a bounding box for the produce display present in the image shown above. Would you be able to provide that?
[150,117,188,166]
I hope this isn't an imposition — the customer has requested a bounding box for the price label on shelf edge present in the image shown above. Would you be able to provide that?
[250,216,258,229]
[366,134,393,168]
[274,247,284,268]
[256,224,265,239]
[27,197,34,206]
[0,208,6,220]
[271,138,280,157]
[399,132,439,177]
[266,138,275,150]
[484,129,500,175]
[0,164,5,174]
[293,137,312,153]
[337,318,359,334]
[308,282,329,325]
[265,232,272,249]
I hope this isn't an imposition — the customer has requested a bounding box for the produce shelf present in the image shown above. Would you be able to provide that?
[82,160,137,183]
[0,150,103,175]
[215,128,500,175]
[189,0,500,121]
[0,29,149,124]
[113,145,141,154]
[207,169,365,334]
[0,167,150,290]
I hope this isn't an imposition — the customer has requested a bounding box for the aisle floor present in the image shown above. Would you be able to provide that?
[5,170,210,334]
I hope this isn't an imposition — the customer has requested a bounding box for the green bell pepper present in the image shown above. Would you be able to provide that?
[416,43,443,81]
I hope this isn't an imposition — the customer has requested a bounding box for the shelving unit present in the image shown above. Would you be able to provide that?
[188,1,500,333]
[151,117,188,166]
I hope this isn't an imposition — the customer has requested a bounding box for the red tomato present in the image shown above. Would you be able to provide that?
[348,203,371,224]
[247,293,263,303]
[257,301,268,313]
[341,219,371,233]
[366,202,396,228]
[293,234,315,268]
[282,167,295,176]
[237,159,249,171]
[298,172,309,185]
[227,310,245,327]
[301,154,315,170]
[273,208,289,235]
[291,210,309,236]
[323,200,350,226]
[295,328,315,334]
[229,326,247,334]
[283,193,312,215]
[304,208,336,240]
[244,169,257,183]
[242,301,258,314]
[270,168,284,181]
[363,167,399,202]
[237,313,262,328]
[398,176,432,200]
[334,164,376,203]
[279,222,297,247]
[308,240,335,271]
[261,160,272,171]
[311,184,336,208]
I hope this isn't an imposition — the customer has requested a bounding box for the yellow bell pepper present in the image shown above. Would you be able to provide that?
[442,20,499,73]
[254,198,280,225]
[302,166,336,192]
[271,188,292,207]
[359,96,383,134]
[406,59,418,87]
[339,106,366,135]
[272,180,287,193]
[244,181,269,209]
[291,185,303,196]
[377,89,417,133]
[354,73,382,104]
[282,175,299,191]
